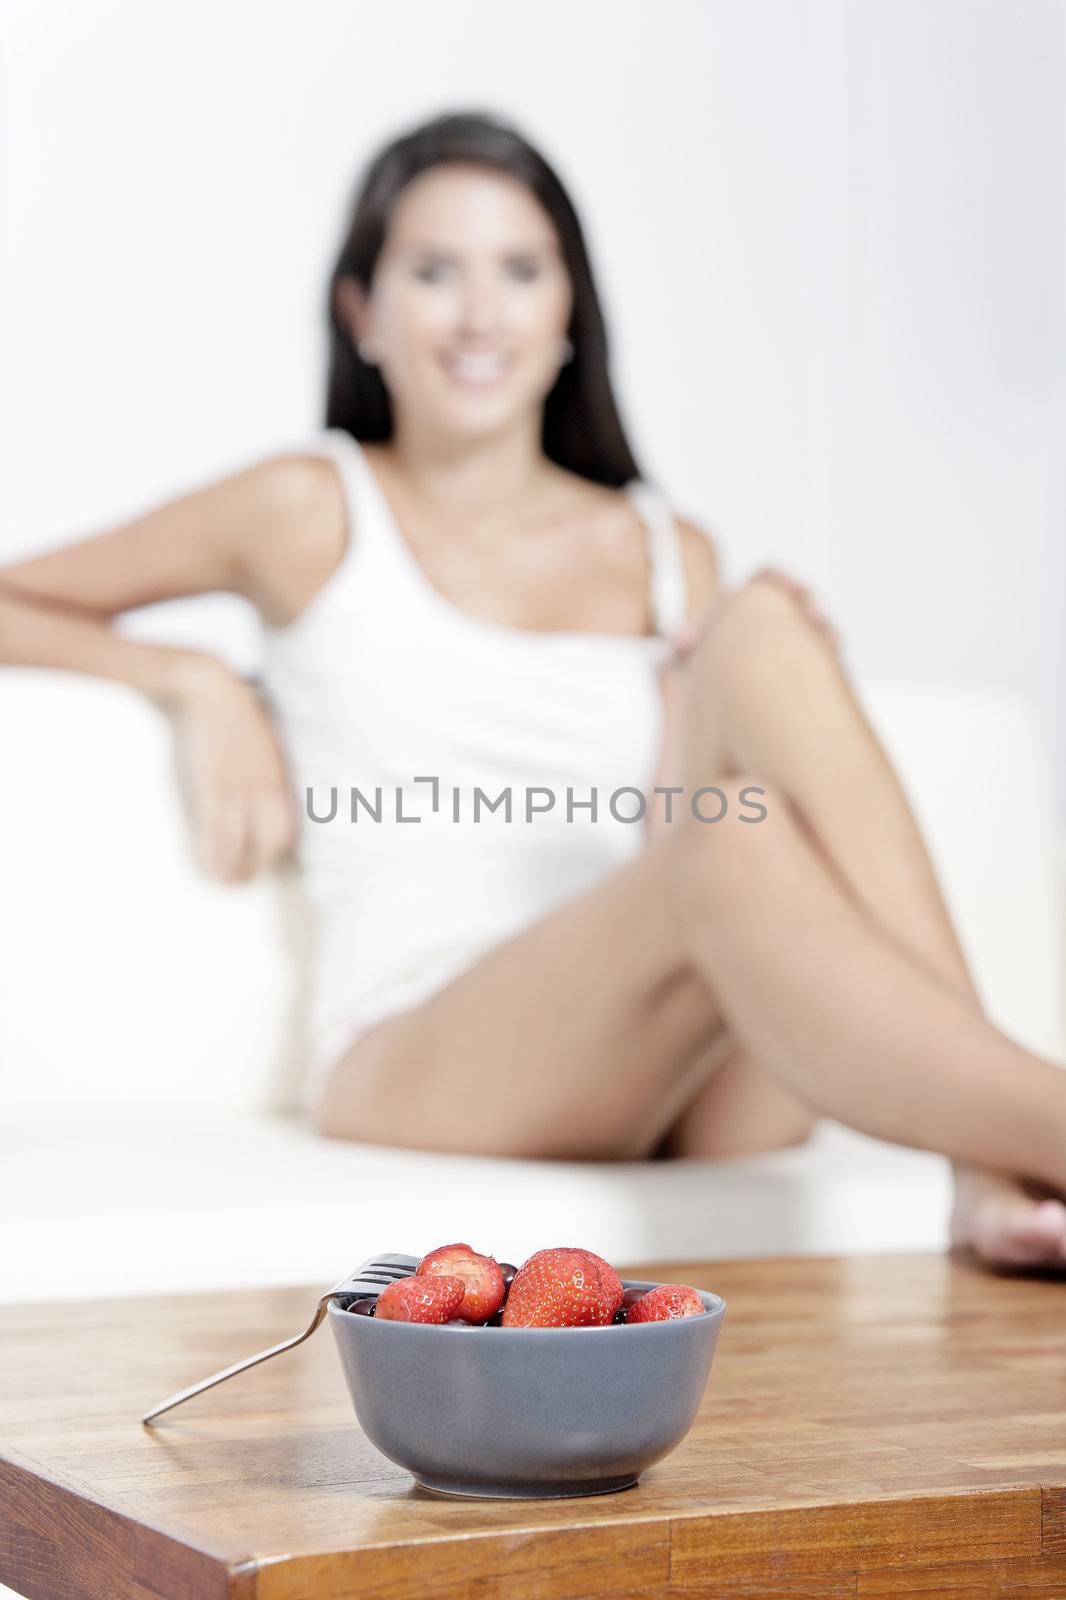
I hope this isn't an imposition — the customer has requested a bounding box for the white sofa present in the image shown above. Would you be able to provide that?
[1,668,1063,1306]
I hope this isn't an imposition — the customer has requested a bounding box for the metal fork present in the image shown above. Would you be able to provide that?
[141,1252,419,1425]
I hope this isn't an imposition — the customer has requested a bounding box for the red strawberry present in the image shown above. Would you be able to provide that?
[416,1243,505,1323]
[375,1274,465,1323]
[624,1284,704,1323]
[501,1247,624,1328]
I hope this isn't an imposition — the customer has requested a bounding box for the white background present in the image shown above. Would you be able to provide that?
[2,0,1064,815]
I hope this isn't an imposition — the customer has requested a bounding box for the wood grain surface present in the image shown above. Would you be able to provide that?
[1,1253,1065,1599]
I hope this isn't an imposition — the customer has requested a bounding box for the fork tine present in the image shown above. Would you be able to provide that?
[328,1253,420,1298]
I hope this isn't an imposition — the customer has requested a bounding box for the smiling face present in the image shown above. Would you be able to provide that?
[338,163,574,443]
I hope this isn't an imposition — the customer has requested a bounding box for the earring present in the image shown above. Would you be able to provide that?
[357,336,380,365]
[559,336,574,365]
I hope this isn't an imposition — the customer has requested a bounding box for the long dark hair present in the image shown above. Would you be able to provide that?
[325,110,641,488]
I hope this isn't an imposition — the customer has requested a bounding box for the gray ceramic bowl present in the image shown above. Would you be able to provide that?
[327,1277,726,1498]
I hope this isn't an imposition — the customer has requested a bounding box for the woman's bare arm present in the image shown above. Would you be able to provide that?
[0,451,345,878]
[0,584,214,706]
[0,452,342,673]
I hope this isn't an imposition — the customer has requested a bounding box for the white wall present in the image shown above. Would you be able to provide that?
[2,0,1064,810]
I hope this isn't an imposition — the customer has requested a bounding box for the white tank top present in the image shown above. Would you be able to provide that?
[259,427,691,1081]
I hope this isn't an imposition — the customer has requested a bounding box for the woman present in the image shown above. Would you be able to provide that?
[2,111,1064,1270]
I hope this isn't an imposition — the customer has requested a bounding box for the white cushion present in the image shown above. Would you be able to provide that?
[0,1112,950,1305]
[0,671,311,1114]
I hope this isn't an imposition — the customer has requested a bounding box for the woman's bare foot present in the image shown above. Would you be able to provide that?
[951,1166,1066,1268]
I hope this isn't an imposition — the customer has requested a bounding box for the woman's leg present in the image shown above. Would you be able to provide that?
[645,650,822,1161]
[663,783,1066,1190]
[314,583,1066,1203]
[313,756,1066,1191]
[659,576,1066,1263]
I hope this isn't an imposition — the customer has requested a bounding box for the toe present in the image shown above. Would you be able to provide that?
[951,1174,1066,1271]
[978,1197,1066,1266]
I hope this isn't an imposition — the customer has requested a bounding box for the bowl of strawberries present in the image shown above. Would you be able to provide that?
[328,1241,726,1499]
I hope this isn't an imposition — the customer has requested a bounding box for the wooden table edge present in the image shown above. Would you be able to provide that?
[5,1453,1061,1600]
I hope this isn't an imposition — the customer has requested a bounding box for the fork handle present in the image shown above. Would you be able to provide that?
[141,1296,330,1425]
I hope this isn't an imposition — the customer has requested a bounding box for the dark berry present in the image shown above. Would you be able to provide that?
[621,1287,646,1309]
[485,1310,504,1326]
[612,1306,628,1324]
[348,1296,376,1316]
[499,1262,518,1292]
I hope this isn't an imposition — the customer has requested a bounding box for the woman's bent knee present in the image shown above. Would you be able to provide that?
[693,573,831,692]
[718,572,812,640]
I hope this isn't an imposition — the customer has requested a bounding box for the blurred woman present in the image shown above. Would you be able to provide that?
[2,111,1064,1269]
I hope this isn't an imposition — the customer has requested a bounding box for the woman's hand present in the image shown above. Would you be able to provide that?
[670,565,841,662]
[164,655,296,884]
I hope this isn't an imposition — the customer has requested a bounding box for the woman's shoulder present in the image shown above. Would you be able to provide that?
[261,436,352,512]
[232,441,350,626]
[218,438,348,538]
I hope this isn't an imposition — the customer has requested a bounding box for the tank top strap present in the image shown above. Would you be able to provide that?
[302,427,402,576]
[311,426,370,530]
[624,479,689,638]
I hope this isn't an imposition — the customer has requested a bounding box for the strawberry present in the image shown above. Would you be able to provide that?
[500,1247,624,1328]
[375,1274,465,1323]
[623,1284,704,1323]
[416,1243,505,1323]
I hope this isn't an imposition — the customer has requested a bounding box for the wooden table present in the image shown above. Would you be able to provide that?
[1,1253,1065,1600]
